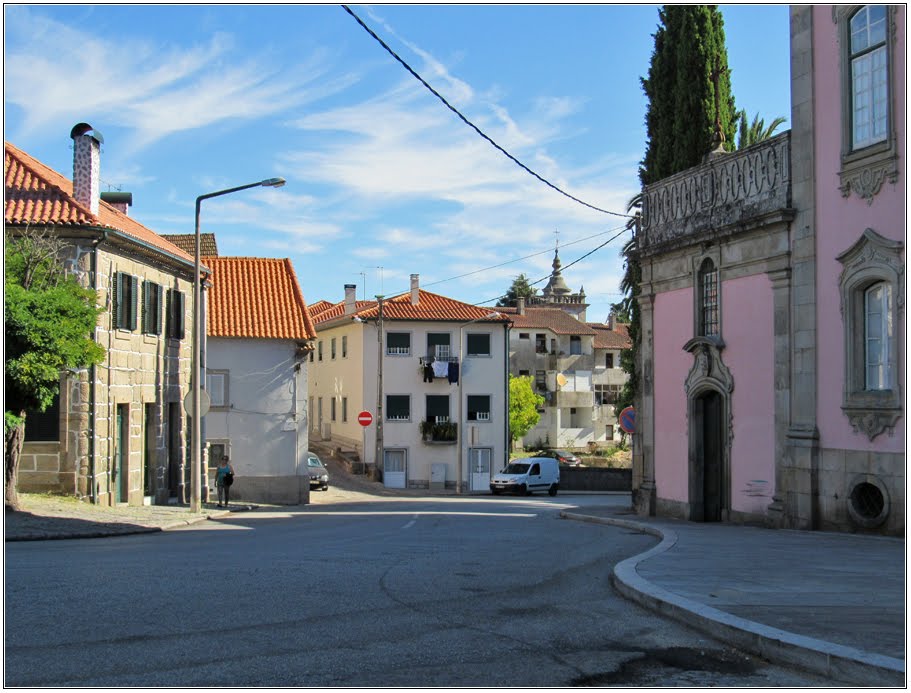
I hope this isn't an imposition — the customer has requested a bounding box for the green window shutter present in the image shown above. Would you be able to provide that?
[113,272,123,329]
[142,280,150,333]
[129,275,139,331]
[176,291,186,340]
[156,285,164,335]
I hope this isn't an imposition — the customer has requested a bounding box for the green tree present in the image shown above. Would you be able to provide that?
[618,5,737,417]
[736,109,786,149]
[508,375,544,449]
[497,273,538,308]
[5,230,104,510]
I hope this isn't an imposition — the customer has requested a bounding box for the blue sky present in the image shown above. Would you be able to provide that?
[4,4,791,323]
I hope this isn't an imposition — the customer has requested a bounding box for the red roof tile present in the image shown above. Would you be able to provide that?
[589,322,631,349]
[499,306,597,335]
[308,300,334,318]
[314,289,510,326]
[204,256,317,340]
[5,142,195,264]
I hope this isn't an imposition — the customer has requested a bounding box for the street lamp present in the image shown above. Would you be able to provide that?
[456,312,501,495]
[190,177,286,512]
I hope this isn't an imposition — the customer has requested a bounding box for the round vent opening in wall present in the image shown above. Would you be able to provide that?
[847,477,890,529]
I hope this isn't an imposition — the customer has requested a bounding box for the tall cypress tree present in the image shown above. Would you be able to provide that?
[616,5,737,419]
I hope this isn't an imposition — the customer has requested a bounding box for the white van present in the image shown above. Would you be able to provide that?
[490,457,560,496]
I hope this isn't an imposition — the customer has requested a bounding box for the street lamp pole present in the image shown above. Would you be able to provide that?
[374,295,384,480]
[190,177,285,512]
[456,312,501,495]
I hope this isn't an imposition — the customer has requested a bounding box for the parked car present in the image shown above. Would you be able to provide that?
[307,451,329,490]
[537,449,583,467]
[490,457,560,496]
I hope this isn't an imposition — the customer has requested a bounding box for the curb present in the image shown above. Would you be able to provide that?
[560,510,905,687]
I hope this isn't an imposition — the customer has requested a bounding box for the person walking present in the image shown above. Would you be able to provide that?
[215,456,234,507]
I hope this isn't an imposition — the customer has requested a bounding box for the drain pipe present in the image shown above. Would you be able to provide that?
[88,231,108,503]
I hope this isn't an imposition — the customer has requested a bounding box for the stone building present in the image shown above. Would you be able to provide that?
[6,125,201,505]
[632,5,904,535]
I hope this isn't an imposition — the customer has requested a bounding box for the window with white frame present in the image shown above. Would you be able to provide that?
[425,395,449,423]
[837,5,899,201]
[836,228,903,439]
[698,258,719,338]
[386,395,411,421]
[427,332,451,359]
[466,332,490,357]
[466,395,491,422]
[206,371,229,408]
[386,332,411,356]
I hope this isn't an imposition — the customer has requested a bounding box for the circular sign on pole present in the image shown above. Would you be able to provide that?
[357,410,374,427]
[619,406,636,434]
[184,390,211,418]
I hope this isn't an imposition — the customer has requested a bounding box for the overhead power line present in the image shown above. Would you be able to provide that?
[341,4,633,220]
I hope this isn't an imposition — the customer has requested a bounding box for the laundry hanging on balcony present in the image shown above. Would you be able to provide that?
[448,361,459,384]
[432,360,449,378]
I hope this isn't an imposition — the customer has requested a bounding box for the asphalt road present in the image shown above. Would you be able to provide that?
[5,473,837,687]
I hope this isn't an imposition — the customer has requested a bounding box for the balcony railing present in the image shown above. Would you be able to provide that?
[419,419,457,443]
[640,132,792,254]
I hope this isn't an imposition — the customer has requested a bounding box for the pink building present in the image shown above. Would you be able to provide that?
[633,5,904,535]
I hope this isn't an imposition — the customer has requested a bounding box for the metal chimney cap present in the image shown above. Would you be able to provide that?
[70,122,104,144]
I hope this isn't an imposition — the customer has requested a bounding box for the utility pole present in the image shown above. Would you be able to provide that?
[374,295,384,481]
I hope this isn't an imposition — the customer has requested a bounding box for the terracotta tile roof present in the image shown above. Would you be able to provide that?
[589,322,632,349]
[5,141,194,264]
[312,300,377,325]
[498,306,597,335]
[308,300,334,318]
[314,289,510,326]
[204,256,317,340]
[161,233,219,256]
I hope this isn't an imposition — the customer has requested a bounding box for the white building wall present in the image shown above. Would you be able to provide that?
[205,337,309,504]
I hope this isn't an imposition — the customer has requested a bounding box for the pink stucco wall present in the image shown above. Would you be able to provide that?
[812,6,905,453]
[722,274,776,515]
[653,275,776,515]
[653,288,691,503]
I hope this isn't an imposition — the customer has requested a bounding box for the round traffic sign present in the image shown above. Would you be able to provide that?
[357,410,374,427]
[184,390,211,418]
[619,406,636,434]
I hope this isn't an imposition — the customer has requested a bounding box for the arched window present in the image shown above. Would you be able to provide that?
[849,6,889,150]
[864,281,893,390]
[698,259,719,338]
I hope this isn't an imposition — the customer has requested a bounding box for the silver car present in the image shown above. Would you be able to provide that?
[307,451,329,491]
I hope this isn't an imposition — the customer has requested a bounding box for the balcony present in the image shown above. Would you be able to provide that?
[640,132,792,256]
[419,419,457,444]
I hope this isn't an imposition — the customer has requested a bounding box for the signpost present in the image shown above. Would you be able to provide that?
[619,406,636,434]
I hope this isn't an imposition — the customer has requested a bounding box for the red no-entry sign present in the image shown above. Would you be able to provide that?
[357,410,374,427]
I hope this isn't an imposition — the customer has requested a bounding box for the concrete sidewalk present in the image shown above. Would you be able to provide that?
[561,505,906,687]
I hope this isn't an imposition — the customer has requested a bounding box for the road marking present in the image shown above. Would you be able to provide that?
[402,515,418,529]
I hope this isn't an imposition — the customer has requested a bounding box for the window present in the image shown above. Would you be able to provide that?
[535,370,547,392]
[849,6,888,150]
[425,395,449,423]
[141,281,163,335]
[427,332,451,359]
[113,272,138,330]
[698,258,719,338]
[386,395,411,421]
[519,332,530,340]
[466,333,490,357]
[595,383,622,405]
[467,395,491,422]
[166,289,185,339]
[606,425,615,440]
[331,397,337,422]
[342,397,348,422]
[387,332,411,356]
[570,336,582,355]
[837,5,899,201]
[342,335,348,358]
[836,228,903,439]
[318,341,323,362]
[606,353,614,369]
[206,371,228,408]
[331,338,337,360]
[317,397,323,422]
[864,282,892,390]
[535,334,547,353]
[518,369,530,377]
[309,350,314,363]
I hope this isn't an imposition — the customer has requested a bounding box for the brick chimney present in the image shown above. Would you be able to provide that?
[607,312,614,330]
[517,296,526,316]
[344,284,357,315]
[70,123,104,216]
[410,274,420,305]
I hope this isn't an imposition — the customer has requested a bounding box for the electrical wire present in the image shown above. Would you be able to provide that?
[341,4,634,220]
